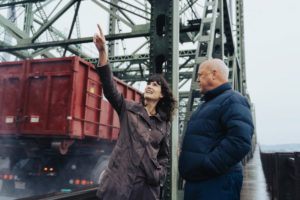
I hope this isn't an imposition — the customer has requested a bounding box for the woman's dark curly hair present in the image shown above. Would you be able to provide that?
[141,74,177,122]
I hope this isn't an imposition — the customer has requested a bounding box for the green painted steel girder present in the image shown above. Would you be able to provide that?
[0,14,28,40]
[0,25,200,52]
[0,41,29,59]
[86,49,195,64]
[113,71,191,81]
[31,0,78,42]
[0,0,46,8]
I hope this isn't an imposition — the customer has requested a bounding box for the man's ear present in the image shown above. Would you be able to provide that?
[212,69,217,79]
[213,69,217,76]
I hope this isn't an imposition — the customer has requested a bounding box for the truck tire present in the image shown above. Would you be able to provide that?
[91,155,110,184]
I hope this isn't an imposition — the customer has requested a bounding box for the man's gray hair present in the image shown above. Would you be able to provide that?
[207,58,229,79]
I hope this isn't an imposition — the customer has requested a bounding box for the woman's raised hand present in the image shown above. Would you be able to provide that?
[94,24,106,52]
[93,24,108,66]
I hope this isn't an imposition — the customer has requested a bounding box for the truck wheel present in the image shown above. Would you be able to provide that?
[91,155,110,184]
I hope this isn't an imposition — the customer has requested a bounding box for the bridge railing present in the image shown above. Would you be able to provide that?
[260,151,300,200]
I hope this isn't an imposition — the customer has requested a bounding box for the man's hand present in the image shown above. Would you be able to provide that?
[93,24,108,66]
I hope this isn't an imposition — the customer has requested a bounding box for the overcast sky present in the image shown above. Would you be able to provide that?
[244,0,300,145]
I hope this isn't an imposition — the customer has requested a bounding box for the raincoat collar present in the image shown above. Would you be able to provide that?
[201,82,231,102]
[127,101,164,127]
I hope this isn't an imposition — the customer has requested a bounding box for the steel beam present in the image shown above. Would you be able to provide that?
[107,0,118,63]
[171,1,180,196]
[223,0,235,56]
[63,0,81,56]
[0,41,29,59]
[31,0,78,42]
[92,0,134,29]
[0,0,46,7]
[32,0,56,13]
[86,49,195,64]
[97,0,150,20]
[235,0,247,94]
[113,71,191,81]
[0,25,200,52]
[179,0,198,15]
[0,14,28,40]
[118,0,150,15]
[33,18,85,55]
[23,2,33,35]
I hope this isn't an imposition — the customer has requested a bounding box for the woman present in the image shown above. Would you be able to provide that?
[93,24,176,200]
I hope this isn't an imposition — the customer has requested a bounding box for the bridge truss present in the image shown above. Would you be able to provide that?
[0,0,256,199]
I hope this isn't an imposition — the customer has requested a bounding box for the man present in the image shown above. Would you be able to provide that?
[179,59,254,200]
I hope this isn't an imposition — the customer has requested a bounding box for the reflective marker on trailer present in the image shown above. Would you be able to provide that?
[5,116,14,123]
[81,180,86,185]
[61,189,72,193]
[30,115,39,123]
[69,179,74,184]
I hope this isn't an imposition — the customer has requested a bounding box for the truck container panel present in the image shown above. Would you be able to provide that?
[0,57,142,196]
[0,61,26,135]
[0,57,142,141]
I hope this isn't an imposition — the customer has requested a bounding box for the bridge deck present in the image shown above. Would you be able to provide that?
[1,146,273,200]
[241,146,270,200]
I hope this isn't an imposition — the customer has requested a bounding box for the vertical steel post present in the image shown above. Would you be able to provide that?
[235,0,246,94]
[3,0,16,61]
[149,0,178,198]
[108,0,118,67]
[23,2,33,36]
[171,2,179,200]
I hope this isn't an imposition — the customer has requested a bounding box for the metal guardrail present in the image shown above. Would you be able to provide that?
[17,186,98,200]
[260,152,300,200]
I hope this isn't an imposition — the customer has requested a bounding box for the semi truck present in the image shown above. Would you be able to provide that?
[0,56,141,196]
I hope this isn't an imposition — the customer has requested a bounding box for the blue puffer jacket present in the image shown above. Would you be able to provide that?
[179,82,254,181]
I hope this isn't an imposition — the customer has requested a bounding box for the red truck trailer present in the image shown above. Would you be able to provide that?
[0,56,142,196]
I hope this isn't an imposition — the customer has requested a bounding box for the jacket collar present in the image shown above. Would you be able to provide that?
[126,101,164,126]
[201,82,231,102]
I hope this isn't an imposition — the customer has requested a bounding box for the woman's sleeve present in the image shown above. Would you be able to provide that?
[96,64,124,115]
[157,122,170,185]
